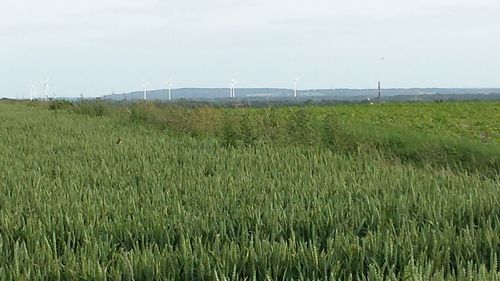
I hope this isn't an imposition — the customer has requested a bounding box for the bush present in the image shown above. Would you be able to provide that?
[48,100,73,111]
[72,101,107,117]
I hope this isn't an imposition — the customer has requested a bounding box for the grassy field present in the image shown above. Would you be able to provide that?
[0,101,499,280]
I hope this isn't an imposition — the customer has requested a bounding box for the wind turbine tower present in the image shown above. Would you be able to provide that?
[143,82,150,101]
[30,83,36,101]
[168,80,173,101]
[378,81,381,103]
[42,79,50,101]
[293,78,299,98]
[230,79,238,98]
[378,57,384,103]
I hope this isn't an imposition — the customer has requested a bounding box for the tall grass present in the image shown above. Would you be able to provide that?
[0,103,498,280]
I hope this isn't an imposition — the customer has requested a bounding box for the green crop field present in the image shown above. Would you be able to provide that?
[314,102,500,143]
[0,101,499,280]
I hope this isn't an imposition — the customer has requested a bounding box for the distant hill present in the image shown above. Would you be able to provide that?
[101,88,500,102]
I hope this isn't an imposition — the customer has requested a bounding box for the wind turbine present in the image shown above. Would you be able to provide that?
[230,79,238,98]
[42,79,50,101]
[293,78,299,98]
[168,79,173,101]
[143,81,150,101]
[378,56,385,103]
[30,83,36,101]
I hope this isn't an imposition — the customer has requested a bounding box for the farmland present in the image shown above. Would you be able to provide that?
[0,101,499,280]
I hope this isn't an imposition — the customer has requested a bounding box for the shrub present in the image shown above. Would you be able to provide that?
[48,100,73,110]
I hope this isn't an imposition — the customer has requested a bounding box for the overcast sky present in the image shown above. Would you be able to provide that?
[1,0,500,98]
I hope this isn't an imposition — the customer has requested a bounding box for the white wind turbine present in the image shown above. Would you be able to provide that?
[230,79,238,98]
[143,81,150,101]
[30,82,36,101]
[293,78,299,98]
[168,79,173,101]
[378,56,385,103]
[41,79,50,101]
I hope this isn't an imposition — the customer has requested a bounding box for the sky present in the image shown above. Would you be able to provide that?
[1,0,500,98]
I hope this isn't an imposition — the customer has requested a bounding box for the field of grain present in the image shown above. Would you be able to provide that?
[0,101,499,280]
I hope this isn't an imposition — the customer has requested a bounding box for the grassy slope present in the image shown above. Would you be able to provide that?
[0,103,499,280]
